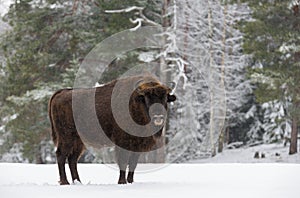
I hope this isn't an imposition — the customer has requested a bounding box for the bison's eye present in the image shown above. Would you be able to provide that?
[136,94,145,103]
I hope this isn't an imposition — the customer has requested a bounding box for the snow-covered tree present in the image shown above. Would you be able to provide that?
[240,0,300,154]
[260,100,291,143]
[163,0,255,161]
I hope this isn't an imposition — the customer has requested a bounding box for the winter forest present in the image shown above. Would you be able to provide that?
[0,0,299,165]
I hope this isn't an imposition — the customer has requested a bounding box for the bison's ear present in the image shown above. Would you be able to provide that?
[167,94,176,102]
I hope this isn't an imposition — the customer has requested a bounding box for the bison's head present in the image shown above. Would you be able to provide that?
[133,80,176,136]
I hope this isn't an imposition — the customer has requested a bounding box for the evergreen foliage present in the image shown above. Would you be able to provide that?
[236,0,300,147]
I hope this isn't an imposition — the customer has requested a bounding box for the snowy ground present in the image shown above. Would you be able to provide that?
[195,143,300,163]
[1,162,300,198]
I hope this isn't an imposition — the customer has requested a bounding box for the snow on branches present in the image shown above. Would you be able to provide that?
[105,6,159,31]
[166,0,253,160]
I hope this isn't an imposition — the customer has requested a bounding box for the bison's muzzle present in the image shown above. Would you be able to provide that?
[153,114,165,126]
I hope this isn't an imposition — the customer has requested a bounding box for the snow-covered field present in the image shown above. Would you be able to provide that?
[0,162,300,198]
[1,143,300,198]
[195,143,300,163]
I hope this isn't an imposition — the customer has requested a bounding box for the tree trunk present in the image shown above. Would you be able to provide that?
[289,117,298,155]
[218,3,227,154]
[149,0,171,163]
[218,128,224,153]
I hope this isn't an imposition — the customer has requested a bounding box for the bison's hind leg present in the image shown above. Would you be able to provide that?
[68,140,85,184]
[56,146,70,185]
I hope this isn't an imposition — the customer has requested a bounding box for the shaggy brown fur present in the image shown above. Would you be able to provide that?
[48,75,176,185]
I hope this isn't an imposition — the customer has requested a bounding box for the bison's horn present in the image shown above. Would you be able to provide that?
[134,79,144,91]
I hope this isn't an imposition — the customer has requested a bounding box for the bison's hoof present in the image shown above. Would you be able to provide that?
[127,177,134,184]
[118,179,127,184]
[59,180,70,185]
[127,172,134,183]
[127,179,134,184]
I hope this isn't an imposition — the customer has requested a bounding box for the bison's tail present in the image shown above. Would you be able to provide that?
[48,89,66,146]
[48,91,57,146]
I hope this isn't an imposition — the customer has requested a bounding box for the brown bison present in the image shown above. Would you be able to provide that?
[48,75,176,185]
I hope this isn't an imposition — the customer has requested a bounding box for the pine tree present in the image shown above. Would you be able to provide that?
[238,0,300,154]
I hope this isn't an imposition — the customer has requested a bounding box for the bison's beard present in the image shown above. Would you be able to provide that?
[152,127,164,138]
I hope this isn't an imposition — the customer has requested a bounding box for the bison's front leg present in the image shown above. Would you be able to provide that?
[127,153,140,183]
[115,148,130,184]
